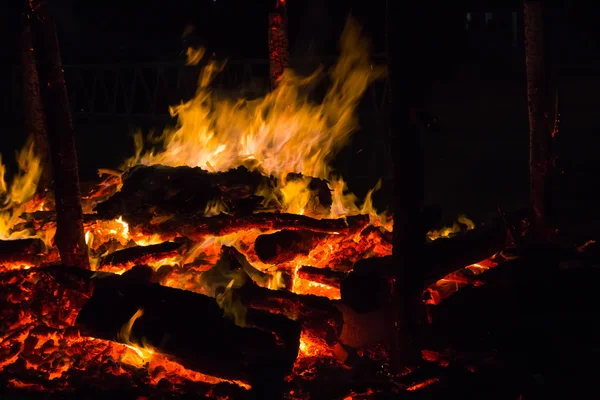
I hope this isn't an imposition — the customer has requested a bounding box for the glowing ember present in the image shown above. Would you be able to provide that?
[406,377,440,391]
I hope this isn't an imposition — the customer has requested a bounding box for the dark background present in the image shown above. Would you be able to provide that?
[1,1,599,231]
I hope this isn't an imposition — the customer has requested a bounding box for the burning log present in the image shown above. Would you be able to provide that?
[254,230,329,264]
[0,238,45,268]
[253,225,391,269]
[297,266,346,289]
[98,241,186,269]
[238,282,343,345]
[150,213,369,240]
[69,267,300,386]
[93,165,333,225]
[341,215,518,313]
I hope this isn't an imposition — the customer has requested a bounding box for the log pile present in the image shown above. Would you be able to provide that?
[0,160,538,398]
[71,266,301,386]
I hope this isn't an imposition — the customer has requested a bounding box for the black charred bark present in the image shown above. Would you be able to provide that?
[29,1,89,268]
[386,2,428,365]
[67,267,300,387]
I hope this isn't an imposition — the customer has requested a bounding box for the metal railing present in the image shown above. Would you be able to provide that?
[4,55,390,119]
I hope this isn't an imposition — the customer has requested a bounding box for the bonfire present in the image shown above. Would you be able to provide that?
[0,13,541,400]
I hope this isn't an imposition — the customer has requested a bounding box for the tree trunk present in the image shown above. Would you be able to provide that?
[386,2,427,365]
[29,1,89,268]
[21,6,51,195]
[268,0,290,89]
[524,1,553,241]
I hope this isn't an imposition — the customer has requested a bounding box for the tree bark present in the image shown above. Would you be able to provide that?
[21,5,51,195]
[386,2,427,365]
[29,1,89,268]
[524,1,553,241]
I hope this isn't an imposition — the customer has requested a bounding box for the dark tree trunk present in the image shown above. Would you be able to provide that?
[29,1,89,268]
[524,1,553,241]
[21,7,51,195]
[386,2,427,365]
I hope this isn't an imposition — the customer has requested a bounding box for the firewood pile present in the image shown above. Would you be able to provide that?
[0,163,526,398]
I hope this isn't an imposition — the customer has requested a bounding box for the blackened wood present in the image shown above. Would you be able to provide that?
[21,5,51,194]
[341,213,520,314]
[30,1,89,268]
[297,266,346,289]
[93,165,333,225]
[74,270,299,384]
[93,165,272,224]
[524,1,553,240]
[386,1,427,364]
[0,238,45,266]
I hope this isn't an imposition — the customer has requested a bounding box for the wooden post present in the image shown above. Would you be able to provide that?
[268,0,290,89]
[524,1,554,241]
[386,2,427,365]
[21,4,51,196]
[29,0,89,268]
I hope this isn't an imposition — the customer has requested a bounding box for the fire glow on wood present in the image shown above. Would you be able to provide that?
[0,18,504,399]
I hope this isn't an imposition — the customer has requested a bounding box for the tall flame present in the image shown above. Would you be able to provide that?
[124,18,387,220]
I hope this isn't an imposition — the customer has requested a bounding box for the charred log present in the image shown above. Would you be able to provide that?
[93,165,334,226]
[253,224,391,269]
[297,266,346,289]
[254,230,329,263]
[341,215,520,313]
[238,282,343,345]
[93,165,271,223]
[71,267,300,386]
[0,238,46,266]
[148,213,369,240]
[99,240,187,269]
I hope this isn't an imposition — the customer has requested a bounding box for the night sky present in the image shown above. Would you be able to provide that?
[1,0,390,63]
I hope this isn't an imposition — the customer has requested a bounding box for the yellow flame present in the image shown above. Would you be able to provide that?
[216,279,247,327]
[0,138,43,240]
[118,308,154,368]
[427,215,476,241]
[123,18,387,224]
[204,198,229,217]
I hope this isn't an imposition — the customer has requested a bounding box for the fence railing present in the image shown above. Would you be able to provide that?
[3,55,390,119]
